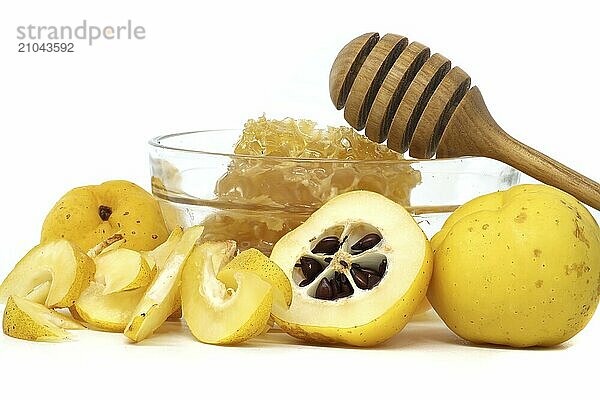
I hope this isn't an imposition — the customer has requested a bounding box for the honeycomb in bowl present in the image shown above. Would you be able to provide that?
[201,116,421,254]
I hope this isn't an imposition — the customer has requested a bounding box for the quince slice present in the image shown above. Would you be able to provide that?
[181,242,274,345]
[95,249,153,294]
[0,240,95,308]
[141,227,184,270]
[71,283,146,332]
[24,281,51,304]
[3,295,84,342]
[270,191,433,347]
[143,227,185,319]
[124,225,204,342]
[72,229,185,332]
[217,248,292,311]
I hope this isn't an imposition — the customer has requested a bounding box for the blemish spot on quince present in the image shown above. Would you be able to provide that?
[565,262,590,278]
[573,221,590,248]
[535,280,543,288]
[533,249,542,257]
[514,213,527,223]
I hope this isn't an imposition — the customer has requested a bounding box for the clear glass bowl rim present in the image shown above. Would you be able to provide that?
[149,129,478,165]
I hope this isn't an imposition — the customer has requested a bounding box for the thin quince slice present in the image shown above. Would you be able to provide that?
[0,240,95,308]
[70,237,153,331]
[71,283,146,332]
[95,248,153,294]
[141,227,183,270]
[124,225,204,342]
[3,295,84,342]
[181,241,274,345]
[87,233,125,258]
[24,281,51,304]
[143,227,186,320]
[217,248,292,311]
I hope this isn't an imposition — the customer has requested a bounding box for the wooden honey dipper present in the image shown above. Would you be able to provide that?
[329,32,600,210]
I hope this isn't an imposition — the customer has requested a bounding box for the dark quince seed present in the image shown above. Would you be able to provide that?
[324,257,333,263]
[299,279,311,287]
[336,287,352,299]
[350,267,369,290]
[351,233,382,252]
[367,273,382,289]
[339,260,348,267]
[315,278,334,300]
[312,236,341,255]
[299,256,313,265]
[330,272,353,300]
[299,257,323,279]
[339,273,349,285]
[330,272,342,300]
[340,286,353,298]
[378,259,387,276]
[330,280,340,299]
[351,266,382,290]
[334,272,343,288]
[339,274,354,298]
[352,263,380,277]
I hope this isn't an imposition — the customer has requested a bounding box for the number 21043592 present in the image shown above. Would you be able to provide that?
[18,42,74,53]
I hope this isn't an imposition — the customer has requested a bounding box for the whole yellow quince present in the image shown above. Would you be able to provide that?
[429,184,600,347]
[41,180,168,252]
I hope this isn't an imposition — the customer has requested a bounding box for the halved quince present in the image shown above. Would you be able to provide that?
[41,180,168,252]
[3,295,84,342]
[0,240,95,308]
[270,191,433,347]
[181,242,275,345]
[124,225,204,342]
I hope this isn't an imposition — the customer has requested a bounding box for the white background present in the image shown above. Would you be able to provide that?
[0,0,598,398]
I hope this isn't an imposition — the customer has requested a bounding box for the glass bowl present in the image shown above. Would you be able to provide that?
[149,129,521,254]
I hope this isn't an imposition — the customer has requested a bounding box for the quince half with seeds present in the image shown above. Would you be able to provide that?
[270,191,433,347]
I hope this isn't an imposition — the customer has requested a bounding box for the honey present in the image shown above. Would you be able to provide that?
[199,116,421,254]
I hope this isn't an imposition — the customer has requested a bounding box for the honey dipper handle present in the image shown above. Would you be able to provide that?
[494,134,600,210]
[438,87,600,209]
